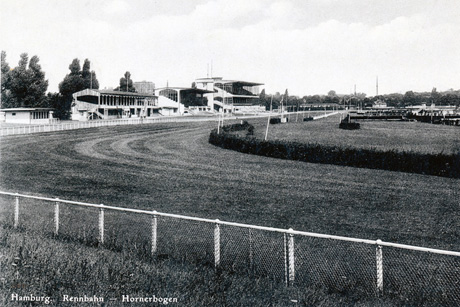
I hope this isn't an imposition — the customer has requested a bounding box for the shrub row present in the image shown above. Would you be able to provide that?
[221,121,252,132]
[209,126,460,178]
[339,122,361,130]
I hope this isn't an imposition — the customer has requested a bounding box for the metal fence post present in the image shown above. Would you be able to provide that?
[14,194,19,228]
[151,211,158,256]
[54,199,60,235]
[99,204,105,245]
[376,239,384,295]
[288,228,295,286]
[214,219,221,268]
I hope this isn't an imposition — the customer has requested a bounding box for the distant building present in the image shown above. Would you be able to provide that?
[133,81,155,94]
[0,108,54,124]
[71,89,159,121]
[195,77,264,113]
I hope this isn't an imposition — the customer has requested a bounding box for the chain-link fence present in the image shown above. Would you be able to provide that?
[1,191,460,305]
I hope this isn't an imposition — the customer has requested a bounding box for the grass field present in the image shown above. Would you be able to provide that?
[1,119,459,305]
[253,113,460,155]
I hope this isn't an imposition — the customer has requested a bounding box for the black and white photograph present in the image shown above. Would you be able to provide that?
[1,0,460,305]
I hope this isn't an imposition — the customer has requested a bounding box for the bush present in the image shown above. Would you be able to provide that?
[339,122,360,130]
[209,125,460,178]
[303,117,314,121]
[270,118,281,124]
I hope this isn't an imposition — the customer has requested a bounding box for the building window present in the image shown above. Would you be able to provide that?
[12,113,16,116]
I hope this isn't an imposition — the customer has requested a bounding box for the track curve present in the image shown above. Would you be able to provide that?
[1,121,459,248]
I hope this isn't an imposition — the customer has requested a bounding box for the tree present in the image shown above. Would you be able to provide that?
[58,59,85,119]
[431,87,441,105]
[46,92,66,119]
[115,71,136,92]
[82,59,99,90]
[403,91,416,107]
[6,53,48,108]
[1,51,12,108]
[327,90,337,97]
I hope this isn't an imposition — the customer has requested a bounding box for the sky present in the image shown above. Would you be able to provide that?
[1,0,460,96]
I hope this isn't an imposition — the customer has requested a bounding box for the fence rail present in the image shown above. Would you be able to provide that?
[1,191,459,304]
[0,111,340,137]
[0,116,216,137]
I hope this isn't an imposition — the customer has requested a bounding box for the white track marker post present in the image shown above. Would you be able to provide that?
[151,211,158,256]
[214,219,221,268]
[14,194,19,229]
[99,204,105,245]
[54,199,60,235]
[376,240,384,295]
[264,96,273,141]
[288,228,295,286]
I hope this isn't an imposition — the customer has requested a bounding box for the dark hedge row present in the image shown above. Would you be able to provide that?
[209,125,460,178]
[339,122,361,130]
[221,121,252,132]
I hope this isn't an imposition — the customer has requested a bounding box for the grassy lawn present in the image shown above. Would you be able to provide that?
[253,113,460,154]
[0,119,459,305]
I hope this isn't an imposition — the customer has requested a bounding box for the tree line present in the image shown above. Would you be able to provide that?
[2,51,460,119]
[259,88,460,111]
[1,51,136,119]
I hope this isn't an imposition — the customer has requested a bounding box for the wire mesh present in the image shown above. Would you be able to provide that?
[220,225,286,282]
[0,194,14,227]
[155,216,214,266]
[58,204,99,246]
[219,225,251,273]
[104,209,151,258]
[295,236,376,297]
[383,246,460,306]
[12,196,54,235]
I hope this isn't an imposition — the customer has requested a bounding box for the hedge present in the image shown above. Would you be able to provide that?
[339,122,360,130]
[209,124,460,178]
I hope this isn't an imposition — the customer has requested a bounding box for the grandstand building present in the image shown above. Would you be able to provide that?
[71,89,159,121]
[155,87,214,115]
[195,77,264,113]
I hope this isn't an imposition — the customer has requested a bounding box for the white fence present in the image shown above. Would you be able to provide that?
[1,191,459,305]
[0,117,216,137]
[0,111,342,137]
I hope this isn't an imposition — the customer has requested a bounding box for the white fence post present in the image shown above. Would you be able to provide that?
[284,233,288,286]
[54,199,60,235]
[99,204,105,245]
[288,228,295,286]
[376,239,384,295]
[214,219,221,268]
[14,194,19,228]
[151,211,158,256]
